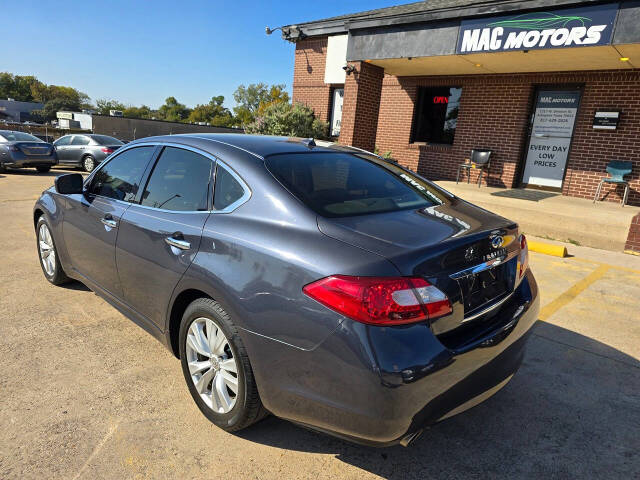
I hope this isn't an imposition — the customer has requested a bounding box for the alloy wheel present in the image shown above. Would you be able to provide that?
[185,317,239,413]
[84,157,95,172]
[38,223,56,276]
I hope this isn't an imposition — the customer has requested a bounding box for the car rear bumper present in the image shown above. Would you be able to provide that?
[3,153,58,167]
[246,268,539,446]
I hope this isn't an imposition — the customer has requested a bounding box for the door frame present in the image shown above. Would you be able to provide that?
[516,84,584,192]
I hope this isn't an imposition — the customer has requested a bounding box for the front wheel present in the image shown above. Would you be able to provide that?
[36,166,51,173]
[82,155,96,172]
[36,217,70,285]
[179,298,267,431]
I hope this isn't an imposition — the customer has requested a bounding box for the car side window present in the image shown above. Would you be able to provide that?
[88,146,155,202]
[71,135,90,146]
[54,136,71,146]
[140,147,212,211]
[214,164,246,211]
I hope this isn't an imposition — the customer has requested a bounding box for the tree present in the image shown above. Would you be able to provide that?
[245,102,328,139]
[96,98,126,115]
[157,96,190,122]
[123,105,153,119]
[0,72,44,102]
[233,83,289,126]
[32,85,91,121]
[187,95,234,126]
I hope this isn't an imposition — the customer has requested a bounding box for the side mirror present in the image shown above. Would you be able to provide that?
[55,173,84,194]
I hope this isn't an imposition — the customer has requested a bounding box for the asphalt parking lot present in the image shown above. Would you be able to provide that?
[1,169,639,479]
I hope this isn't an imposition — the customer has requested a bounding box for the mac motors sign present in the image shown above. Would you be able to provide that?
[456,3,618,54]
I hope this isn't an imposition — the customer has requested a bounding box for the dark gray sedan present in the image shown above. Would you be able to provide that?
[53,134,124,172]
[33,134,539,446]
[0,130,57,173]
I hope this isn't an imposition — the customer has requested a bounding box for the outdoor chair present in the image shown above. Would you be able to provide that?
[456,149,492,187]
[593,160,633,207]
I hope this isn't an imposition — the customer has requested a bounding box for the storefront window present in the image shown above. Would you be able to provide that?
[411,86,462,144]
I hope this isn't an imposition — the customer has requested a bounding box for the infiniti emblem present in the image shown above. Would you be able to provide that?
[490,235,504,249]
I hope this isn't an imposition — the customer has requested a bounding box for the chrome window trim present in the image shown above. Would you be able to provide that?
[84,141,251,214]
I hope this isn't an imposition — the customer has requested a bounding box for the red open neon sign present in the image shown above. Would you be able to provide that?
[433,96,449,104]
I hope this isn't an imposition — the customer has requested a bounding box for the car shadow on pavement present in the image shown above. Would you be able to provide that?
[3,170,63,178]
[236,321,639,479]
[59,280,91,292]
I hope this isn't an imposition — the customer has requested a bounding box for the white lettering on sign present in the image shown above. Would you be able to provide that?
[460,24,608,53]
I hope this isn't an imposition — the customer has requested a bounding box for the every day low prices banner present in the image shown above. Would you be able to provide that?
[456,3,618,54]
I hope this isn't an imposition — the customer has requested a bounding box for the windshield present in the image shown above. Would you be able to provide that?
[91,135,124,145]
[265,152,446,218]
[0,131,43,142]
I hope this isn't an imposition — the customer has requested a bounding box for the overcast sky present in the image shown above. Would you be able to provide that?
[4,0,400,109]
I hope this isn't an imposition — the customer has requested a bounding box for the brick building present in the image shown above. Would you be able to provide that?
[281,0,640,206]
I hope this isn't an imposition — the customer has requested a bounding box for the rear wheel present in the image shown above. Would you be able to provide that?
[82,155,96,172]
[36,217,70,285]
[36,166,51,173]
[179,298,267,431]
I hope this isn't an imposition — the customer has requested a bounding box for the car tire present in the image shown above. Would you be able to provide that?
[82,155,96,173]
[36,216,71,285]
[36,166,51,173]
[179,298,267,432]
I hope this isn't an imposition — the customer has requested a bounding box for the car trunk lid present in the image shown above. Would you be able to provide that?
[317,198,520,335]
[16,142,53,156]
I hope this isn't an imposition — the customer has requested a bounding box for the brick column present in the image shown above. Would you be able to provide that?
[625,213,640,254]
[338,62,384,152]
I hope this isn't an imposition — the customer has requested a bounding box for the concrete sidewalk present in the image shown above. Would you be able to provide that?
[437,181,640,252]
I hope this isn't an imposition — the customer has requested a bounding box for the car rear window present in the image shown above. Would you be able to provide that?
[91,135,124,145]
[0,131,42,142]
[265,152,445,218]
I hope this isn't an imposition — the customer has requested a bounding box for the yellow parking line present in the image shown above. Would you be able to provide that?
[570,257,640,275]
[539,265,610,321]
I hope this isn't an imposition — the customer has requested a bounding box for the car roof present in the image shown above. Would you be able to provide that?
[128,133,378,159]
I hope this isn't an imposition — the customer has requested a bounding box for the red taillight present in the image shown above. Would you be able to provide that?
[101,147,114,154]
[517,234,529,281]
[303,275,452,326]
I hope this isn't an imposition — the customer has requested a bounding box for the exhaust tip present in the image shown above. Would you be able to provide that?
[399,429,423,447]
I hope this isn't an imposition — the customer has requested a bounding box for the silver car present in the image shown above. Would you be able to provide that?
[53,134,124,172]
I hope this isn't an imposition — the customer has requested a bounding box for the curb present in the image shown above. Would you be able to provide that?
[528,240,568,258]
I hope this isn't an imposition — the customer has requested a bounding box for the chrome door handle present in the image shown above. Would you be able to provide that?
[165,236,190,250]
[101,216,117,228]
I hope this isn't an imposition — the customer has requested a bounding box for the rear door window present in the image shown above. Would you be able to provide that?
[54,136,72,146]
[265,152,445,217]
[88,146,155,202]
[71,135,90,145]
[141,147,213,211]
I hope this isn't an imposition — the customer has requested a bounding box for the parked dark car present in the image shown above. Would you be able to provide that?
[53,134,124,172]
[33,134,539,446]
[0,130,57,173]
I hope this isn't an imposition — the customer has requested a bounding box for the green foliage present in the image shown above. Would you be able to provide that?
[374,147,393,159]
[187,96,235,126]
[123,105,153,119]
[0,72,43,102]
[245,102,329,139]
[233,83,289,126]
[157,96,190,122]
[33,85,91,121]
[96,98,126,115]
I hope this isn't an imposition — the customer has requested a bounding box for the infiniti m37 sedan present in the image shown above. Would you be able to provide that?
[34,134,539,446]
